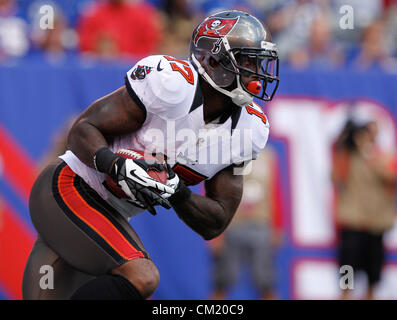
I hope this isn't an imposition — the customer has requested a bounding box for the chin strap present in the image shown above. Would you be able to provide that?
[190,53,253,107]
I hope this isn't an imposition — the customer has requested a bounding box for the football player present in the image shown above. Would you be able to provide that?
[23,10,279,300]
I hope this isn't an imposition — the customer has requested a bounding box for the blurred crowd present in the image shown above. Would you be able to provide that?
[0,0,396,71]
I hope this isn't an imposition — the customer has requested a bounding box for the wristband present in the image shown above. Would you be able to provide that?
[169,180,192,205]
[94,147,119,174]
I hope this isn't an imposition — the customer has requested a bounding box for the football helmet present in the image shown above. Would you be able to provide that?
[189,10,279,107]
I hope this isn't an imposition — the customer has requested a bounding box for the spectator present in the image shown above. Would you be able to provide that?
[30,6,78,62]
[157,0,201,59]
[384,1,397,58]
[332,0,383,30]
[198,0,262,17]
[0,0,29,60]
[348,18,397,71]
[161,0,192,20]
[267,0,330,62]
[77,0,163,60]
[287,13,344,69]
[332,116,397,300]
[209,148,283,300]
[332,0,384,50]
[157,16,198,58]
[152,0,197,58]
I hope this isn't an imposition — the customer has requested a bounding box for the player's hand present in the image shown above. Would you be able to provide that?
[160,164,192,206]
[161,164,181,199]
[111,158,174,214]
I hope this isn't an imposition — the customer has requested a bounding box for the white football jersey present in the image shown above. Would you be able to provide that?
[60,55,270,219]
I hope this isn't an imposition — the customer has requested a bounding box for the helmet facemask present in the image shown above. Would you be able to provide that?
[219,41,279,102]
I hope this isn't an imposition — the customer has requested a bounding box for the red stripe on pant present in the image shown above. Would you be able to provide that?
[57,165,144,261]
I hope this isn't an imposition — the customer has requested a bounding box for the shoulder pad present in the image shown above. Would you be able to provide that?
[125,55,199,120]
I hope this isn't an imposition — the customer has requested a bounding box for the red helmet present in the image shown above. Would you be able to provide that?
[189,10,279,106]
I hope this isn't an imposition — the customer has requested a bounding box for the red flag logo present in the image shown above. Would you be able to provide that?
[193,17,239,46]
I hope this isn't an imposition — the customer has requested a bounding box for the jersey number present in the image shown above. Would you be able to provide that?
[164,56,194,85]
[246,104,268,124]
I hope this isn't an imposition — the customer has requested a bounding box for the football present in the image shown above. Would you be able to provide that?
[105,149,167,198]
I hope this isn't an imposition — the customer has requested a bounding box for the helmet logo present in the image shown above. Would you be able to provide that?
[193,16,239,47]
[207,20,223,34]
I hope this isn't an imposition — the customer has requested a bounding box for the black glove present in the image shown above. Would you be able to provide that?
[161,164,192,206]
[112,157,174,215]
[95,147,174,215]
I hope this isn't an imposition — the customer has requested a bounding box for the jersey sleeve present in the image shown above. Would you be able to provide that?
[231,103,270,165]
[251,120,270,160]
[247,102,270,160]
[124,55,199,121]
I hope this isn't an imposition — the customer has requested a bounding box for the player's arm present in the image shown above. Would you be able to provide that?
[68,86,173,212]
[170,165,243,240]
[67,86,145,170]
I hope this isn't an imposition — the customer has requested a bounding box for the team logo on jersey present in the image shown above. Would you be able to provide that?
[130,65,153,80]
[193,16,239,52]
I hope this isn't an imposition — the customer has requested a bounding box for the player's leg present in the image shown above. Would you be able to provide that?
[364,232,384,300]
[70,217,160,300]
[70,258,160,300]
[213,227,242,299]
[248,224,276,300]
[209,238,228,300]
[338,229,363,299]
[22,235,94,300]
[29,160,158,299]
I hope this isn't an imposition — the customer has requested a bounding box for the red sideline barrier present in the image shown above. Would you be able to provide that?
[0,202,36,299]
[0,125,38,203]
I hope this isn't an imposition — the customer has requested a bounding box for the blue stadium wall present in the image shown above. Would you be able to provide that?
[0,58,396,300]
